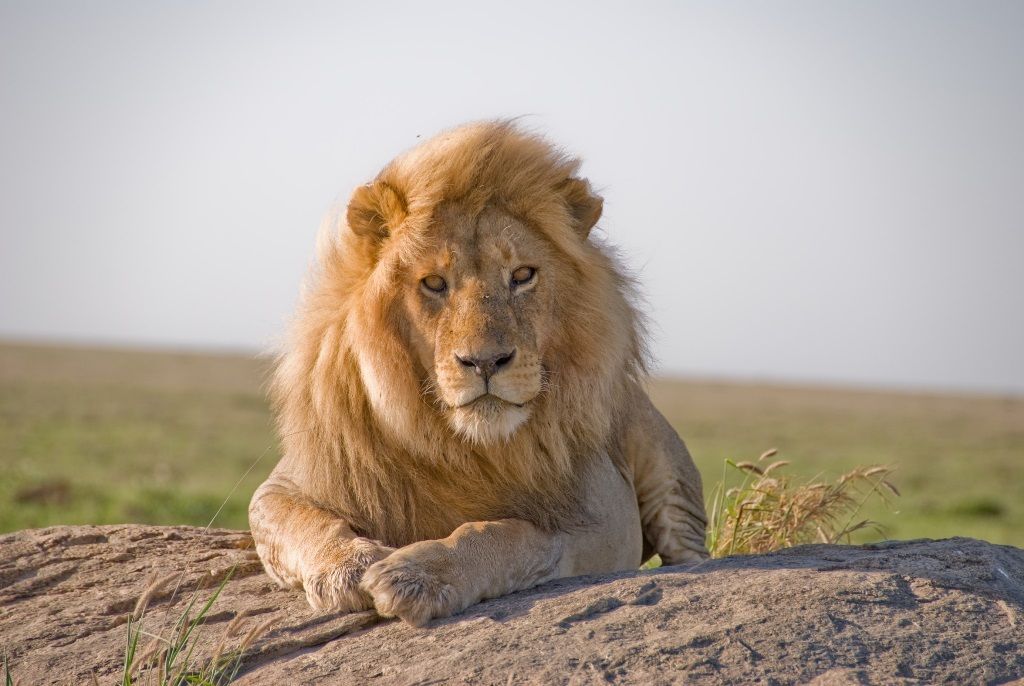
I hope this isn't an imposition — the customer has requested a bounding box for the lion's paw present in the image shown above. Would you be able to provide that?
[661,547,710,566]
[359,542,463,627]
[303,537,394,613]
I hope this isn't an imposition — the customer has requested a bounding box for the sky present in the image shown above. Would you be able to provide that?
[1,1,1022,394]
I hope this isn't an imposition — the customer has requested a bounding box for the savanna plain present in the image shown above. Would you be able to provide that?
[1,342,1021,548]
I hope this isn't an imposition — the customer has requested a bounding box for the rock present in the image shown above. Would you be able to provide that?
[1,526,1022,684]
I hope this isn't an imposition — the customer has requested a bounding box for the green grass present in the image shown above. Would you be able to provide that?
[0,344,275,532]
[650,378,1024,546]
[1,343,1022,548]
[120,567,262,686]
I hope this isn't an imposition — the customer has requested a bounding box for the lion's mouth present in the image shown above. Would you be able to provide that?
[455,393,526,410]
[447,392,533,444]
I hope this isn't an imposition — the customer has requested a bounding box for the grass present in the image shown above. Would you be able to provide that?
[650,377,1024,547]
[121,565,249,683]
[705,449,899,557]
[118,567,272,686]
[0,344,274,533]
[1,342,1022,548]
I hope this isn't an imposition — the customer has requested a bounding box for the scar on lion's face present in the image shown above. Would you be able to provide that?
[400,203,556,444]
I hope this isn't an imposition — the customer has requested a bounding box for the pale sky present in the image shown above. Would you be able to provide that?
[1,1,1022,394]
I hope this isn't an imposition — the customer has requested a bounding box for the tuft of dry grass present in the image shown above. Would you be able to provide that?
[706,449,899,558]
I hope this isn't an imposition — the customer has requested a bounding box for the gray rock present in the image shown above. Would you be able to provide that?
[1,525,1022,684]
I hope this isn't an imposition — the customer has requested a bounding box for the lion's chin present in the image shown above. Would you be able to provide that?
[449,396,530,445]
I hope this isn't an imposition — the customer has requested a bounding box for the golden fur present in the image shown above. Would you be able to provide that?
[250,121,707,624]
[271,121,644,544]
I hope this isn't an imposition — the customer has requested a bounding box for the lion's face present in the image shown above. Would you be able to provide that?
[401,203,557,444]
[338,122,612,451]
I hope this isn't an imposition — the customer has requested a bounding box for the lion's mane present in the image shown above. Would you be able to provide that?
[270,121,648,546]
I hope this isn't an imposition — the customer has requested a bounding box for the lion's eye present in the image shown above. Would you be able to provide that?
[421,275,447,293]
[510,266,536,288]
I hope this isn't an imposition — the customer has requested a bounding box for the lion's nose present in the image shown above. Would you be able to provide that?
[455,349,516,381]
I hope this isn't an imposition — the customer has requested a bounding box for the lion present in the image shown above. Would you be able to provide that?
[249,120,708,626]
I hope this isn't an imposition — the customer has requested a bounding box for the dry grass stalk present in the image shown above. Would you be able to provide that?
[223,610,251,639]
[706,449,898,558]
[132,572,180,621]
[238,617,275,653]
[132,640,163,670]
[207,612,274,675]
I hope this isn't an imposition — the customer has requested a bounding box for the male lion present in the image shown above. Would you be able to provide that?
[249,121,708,626]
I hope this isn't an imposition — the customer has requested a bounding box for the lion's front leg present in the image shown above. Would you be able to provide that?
[249,475,394,612]
[298,536,395,611]
[359,520,561,626]
[361,457,643,626]
[622,388,708,565]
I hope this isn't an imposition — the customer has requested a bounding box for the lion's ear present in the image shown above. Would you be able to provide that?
[559,177,603,239]
[346,181,406,240]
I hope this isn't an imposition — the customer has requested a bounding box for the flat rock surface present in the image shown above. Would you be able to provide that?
[1,526,1022,685]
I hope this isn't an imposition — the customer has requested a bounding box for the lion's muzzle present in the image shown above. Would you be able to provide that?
[453,348,516,383]
[435,344,543,443]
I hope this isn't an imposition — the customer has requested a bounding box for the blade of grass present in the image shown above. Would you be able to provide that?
[183,569,235,653]
[166,568,236,685]
[122,615,142,686]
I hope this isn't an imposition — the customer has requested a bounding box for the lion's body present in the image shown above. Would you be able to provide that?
[250,121,707,625]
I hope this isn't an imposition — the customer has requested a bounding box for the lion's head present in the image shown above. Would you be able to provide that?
[272,121,647,539]
[370,201,582,444]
